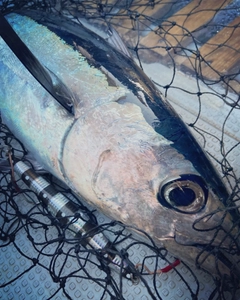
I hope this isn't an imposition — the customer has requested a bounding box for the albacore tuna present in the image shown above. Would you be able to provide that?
[0,12,239,279]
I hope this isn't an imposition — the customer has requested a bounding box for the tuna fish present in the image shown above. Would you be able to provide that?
[0,11,239,280]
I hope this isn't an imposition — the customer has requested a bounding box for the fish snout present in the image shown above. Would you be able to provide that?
[156,173,238,248]
[191,204,240,278]
[155,173,240,278]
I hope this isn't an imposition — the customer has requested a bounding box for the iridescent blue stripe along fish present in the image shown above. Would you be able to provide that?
[0,11,239,280]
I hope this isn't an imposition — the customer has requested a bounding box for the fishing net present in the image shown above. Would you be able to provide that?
[0,1,240,299]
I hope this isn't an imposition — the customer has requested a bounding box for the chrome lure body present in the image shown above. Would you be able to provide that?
[14,161,138,281]
[0,12,239,278]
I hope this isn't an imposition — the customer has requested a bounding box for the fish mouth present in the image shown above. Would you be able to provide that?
[170,215,240,279]
[188,243,240,294]
[156,172,240,279]
[171,232,240,281]
[191,212,240,279]
[193,243,240,277]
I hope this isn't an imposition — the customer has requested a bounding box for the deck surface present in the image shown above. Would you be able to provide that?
[108,0,240,93]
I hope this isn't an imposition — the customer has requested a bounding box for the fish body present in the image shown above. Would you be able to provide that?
[0,12,239,279]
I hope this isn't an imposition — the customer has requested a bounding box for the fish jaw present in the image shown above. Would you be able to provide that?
[61,100,239,277]
[152,190,239,277]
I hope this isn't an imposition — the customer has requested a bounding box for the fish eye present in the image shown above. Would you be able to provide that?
[158,174,208,214]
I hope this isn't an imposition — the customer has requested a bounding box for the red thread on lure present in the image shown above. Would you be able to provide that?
[136,259,181,275]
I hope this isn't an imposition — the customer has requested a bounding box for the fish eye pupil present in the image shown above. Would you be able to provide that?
[158,174,208,213]
[169,187,196,206]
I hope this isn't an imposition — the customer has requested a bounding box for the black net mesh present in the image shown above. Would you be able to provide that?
[1,1,240,300]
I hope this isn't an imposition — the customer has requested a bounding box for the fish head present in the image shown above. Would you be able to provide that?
[95,142,239,278]
[63,101,239,278]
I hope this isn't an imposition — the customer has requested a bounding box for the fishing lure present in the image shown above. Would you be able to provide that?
[14,160,139,283]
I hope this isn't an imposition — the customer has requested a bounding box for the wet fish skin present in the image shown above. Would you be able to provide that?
[0,12,239,279]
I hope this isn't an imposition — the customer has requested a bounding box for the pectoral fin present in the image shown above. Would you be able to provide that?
[46,67,76,114]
